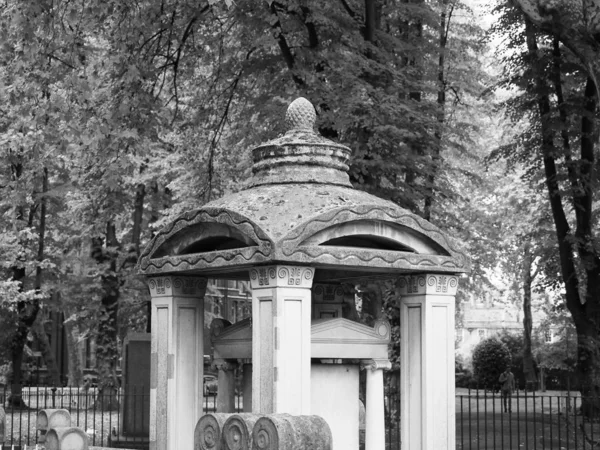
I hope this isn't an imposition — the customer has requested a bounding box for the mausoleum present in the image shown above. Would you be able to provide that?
[138,98,469,450]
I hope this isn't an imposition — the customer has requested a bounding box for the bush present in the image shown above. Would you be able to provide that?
[472,337,511,390]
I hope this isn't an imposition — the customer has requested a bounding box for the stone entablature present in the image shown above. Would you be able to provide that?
[249,265,315,289]
[396,274,459,296]
[147,276,207,298]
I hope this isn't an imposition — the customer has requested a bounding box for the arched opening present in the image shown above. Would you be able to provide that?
[301,219,450,255]
[179,236,250,254]
[320,235,415,252]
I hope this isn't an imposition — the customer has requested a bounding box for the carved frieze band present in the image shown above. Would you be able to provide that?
[396,274,459,296]
[249,265,314,289]
[360,359,393,372]
[313,284,345,303]
[147,276,208,298]
[211,358,237,372]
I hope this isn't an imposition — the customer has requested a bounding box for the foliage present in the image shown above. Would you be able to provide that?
[0,0,493,388]
[472,337,511,389]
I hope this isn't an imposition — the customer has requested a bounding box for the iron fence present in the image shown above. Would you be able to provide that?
[456,389,600,450]
[0,385,244,449]
[3,385,600,449]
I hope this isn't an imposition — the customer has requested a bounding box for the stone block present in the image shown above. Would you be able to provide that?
[45,426,88,450]
[252,415,332,450]
[223,414,261,450]
[194,413,230,450]
[0,406,5,444]
[36,409,71,443]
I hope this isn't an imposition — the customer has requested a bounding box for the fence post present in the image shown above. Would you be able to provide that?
[51,387,57,409]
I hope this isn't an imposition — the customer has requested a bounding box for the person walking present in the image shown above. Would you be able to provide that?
[499,367,515,413]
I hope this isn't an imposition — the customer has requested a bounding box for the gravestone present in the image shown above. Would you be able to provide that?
[111,333,150,449]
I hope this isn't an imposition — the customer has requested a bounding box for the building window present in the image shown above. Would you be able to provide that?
[544,330,552,343]
[478,329,486,339]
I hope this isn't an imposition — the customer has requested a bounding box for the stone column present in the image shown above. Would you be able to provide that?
[248,265,314,414]
[148,276,207,450]
[362,359,392,450]
[241,361,253,412]
[397,274,458,450]
[213,359,237,413]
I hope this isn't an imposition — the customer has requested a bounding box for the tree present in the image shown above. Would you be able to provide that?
[492,0,600,412]
[472,337,512,389]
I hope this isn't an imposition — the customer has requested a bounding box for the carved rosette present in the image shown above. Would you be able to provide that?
[360,359,393,372]
[223,415,259,450]
[249,265,314,289]
[147,276,207,298]
[194,413,229,450]
[396,274,459,296]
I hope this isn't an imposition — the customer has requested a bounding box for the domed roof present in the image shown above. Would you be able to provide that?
[138,98,469,280]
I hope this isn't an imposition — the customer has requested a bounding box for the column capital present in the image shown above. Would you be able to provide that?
[396,273,459,296]
[249,265,315,289]
[360,359,392,372]
[147,275,207,298]
[211,358,237,372]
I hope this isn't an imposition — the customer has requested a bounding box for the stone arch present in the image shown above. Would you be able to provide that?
[300,219,449,255]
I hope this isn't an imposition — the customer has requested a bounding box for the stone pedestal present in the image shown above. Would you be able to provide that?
[213,359,237,413]
[148,276,207,450]
[248,265,314,414]
[398,274,458,450]
[311,363,359,450]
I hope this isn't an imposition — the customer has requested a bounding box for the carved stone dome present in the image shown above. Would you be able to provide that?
[138,98,469,281]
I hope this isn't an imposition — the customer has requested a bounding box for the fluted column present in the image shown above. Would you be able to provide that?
[148,276,207,450]
[397,274,458,450]
[213,359,237,413]
[362,359,392,450]
[248,265,314,414]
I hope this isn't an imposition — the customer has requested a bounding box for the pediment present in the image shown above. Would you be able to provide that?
[311,318,390,343]
[212,318,252,360]
[212,317,391,361]
[311,318,391,359]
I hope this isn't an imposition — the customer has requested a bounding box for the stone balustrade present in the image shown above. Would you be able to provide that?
[195,413,331,450]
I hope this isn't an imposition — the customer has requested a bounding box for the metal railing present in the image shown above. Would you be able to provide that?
[456,389,600,450]
[3,385,600,449]
[0,385,246,449]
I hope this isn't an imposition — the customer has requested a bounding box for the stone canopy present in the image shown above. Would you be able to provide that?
[138,97,469,281]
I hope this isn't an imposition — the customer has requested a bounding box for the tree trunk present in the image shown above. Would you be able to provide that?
[423,0,451,221]
[63,318,84,387]
[92,221,121,410]
[31,317,61,386]
[521,239,537,388]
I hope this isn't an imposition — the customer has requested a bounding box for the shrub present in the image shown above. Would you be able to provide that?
[472,337,511,390]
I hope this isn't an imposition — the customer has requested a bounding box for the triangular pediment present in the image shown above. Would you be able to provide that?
[212,318,252,359]
[311,318,390,343]
[310,318,390,359]
[212,317,391,361]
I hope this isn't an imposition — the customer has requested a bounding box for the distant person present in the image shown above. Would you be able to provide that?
[499,367,515,413]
